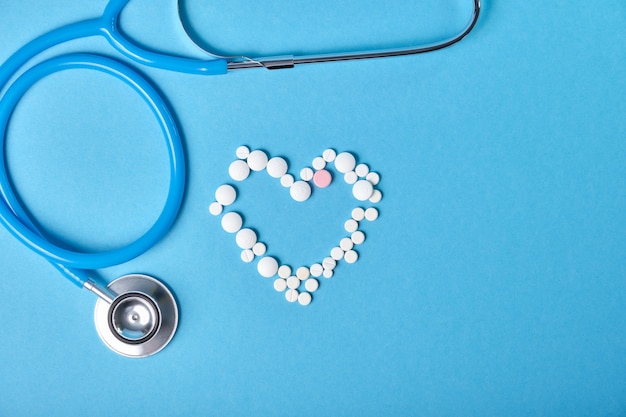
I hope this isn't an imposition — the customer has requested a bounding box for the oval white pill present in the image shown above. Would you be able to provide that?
[287,276,301,289]
[366,171,380,185]
[310,263,323,277]
[298,292,312,306]
[365,207,379,221]
[290,181,311,202]
[296,266,310,280]
[235,228,257,249]
[369,189,382,203]
[355,163,369,178]
[221,212,243,233]
[344,171,358,185]
[352,180,374,201]
[241,249,254,263]
[322,148,337,162]
[285,289,299,303]
[236,145,250,159]
[344,219,358,233]
[300,167,314,181]
[344,250,359,264]
[274,278,287,292]
[266,157,288,178]
[322,257,336,270]
[340,237,354,251]
[312,156,326,170]
[330,247,344,260]
[304,278,319,292]
[252,242,266,256]
[351,207,365,221]
[278,265,292,278]
[351,230,365,245]
[257,256,279,277]
[247,150,268,171]
[280,174,294,187]
[323,269,334,279]
[209,202,223,216]
[228,160,250,181]
[334,152,356,173]
[215,184,237,206]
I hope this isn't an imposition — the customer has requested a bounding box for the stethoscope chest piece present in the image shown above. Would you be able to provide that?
[94,274,178,358]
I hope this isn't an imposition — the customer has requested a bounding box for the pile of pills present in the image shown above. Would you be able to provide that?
[208,146,382,306]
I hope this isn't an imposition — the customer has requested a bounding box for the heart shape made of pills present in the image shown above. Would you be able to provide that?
[208,146,382,306]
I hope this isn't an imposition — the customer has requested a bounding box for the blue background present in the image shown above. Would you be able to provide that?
[1,0,625,416]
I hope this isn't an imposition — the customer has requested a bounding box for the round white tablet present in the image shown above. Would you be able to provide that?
[322,257,336,270]
[322,148,337,162]
[312,156,326,170]
[351,230,366,245]
[351,207,365,221]
[304,278,319,292]
[266,157,288,178]
[286,276,301,289]
[235,228,257,249]
[296,266,310,280]
[280,174,294,187]
[334,152,356,173]
[247,150,269,171]
[300,167,314,181]
[252,242,267,256]
[273,278,287,292]
[236,145,250,159]
[366,171,380,185]
[240,249,254,263]
[369,189,382,203]
[355,163,369,178]
[290,181,312,202]
[365,207,379,221]
[340,237,354,251]
[330,246,344,260]
[344,250,359,264]
[221,212,242,233]
[344,171,358,185]
[228,160,250,181]
[344,219,358,233]
[298,292,312,306]
[278,265,292,278]
[323,269,334,279]
[215,184,237,206]
[257,256,279,277]
[285,289,299,303]
[352,180,374,201]
[209,202,223,216]
[310,263,323,277]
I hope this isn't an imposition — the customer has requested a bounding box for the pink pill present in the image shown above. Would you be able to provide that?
[313,169,332,188]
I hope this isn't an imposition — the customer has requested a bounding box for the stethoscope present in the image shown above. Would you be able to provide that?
[0,0,480,357]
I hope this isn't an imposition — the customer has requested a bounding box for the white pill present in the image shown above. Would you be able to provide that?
[369,189,382,203]
[236,145,250,159]
[266,157,288,178]
[228,160,250,181]
[290,181,311,202]
[365,207,379,221]
[322,257,336,270]
[235,228,257,249]
[285,289,299,303]
[310,263,323,277]
[330,247,344,260]
[351,207,365,221]
[322,148,337,162]
[352,180,374,201]
[209,202,223,216]
[340,237,354,251]
[344,171,358,184]
[300,167,314,181]
[355,163,369,178]
[334,152,356,173]
[344,219,358,233]
[257,256,279,277]
[298,292,312,306]
[312,157,326,170]
[366,171,380,185]
[323,269,334,279]
[215,184,237,206]
[351,231,366,245]
[280,174,294,187]
[241,249,254,263]
[304,278,319,292]
[278,265,292,278]
[296,266,310,280]
[344,250,359,264]
[221,212,242,233]
[274,278,287,292]
[247,150,268,171]
[252,242,266,256]
[287,276,301,289]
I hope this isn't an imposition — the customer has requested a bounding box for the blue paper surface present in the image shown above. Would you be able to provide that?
[0,1,625,416]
